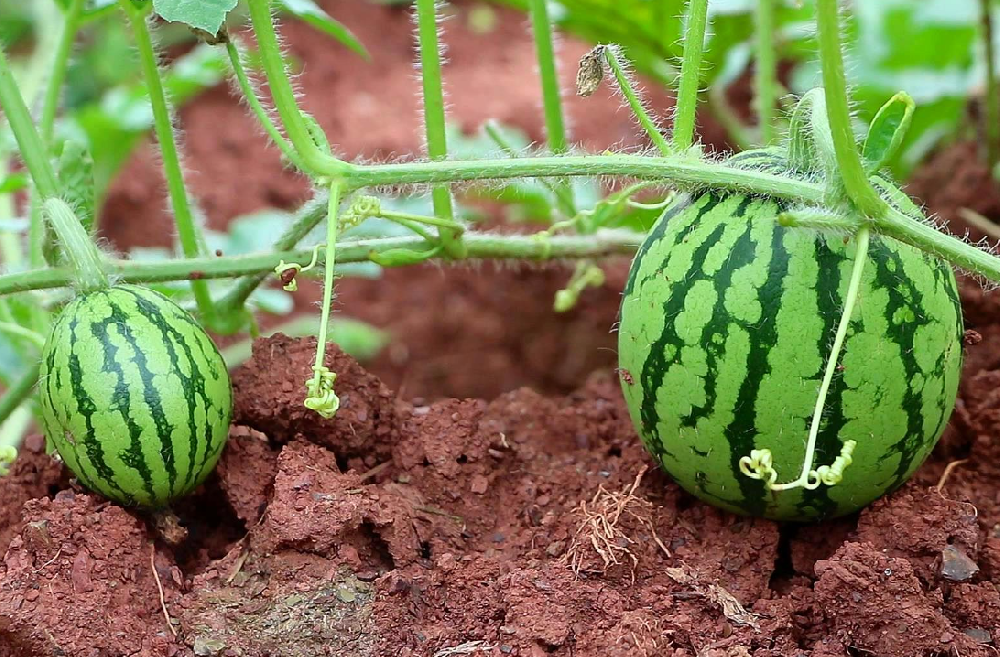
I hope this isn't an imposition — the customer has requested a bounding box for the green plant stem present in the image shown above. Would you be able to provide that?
[529,0,569,155]
[245,0,348,177]
[0,230,644,295]
[415,0,466,258]
[672,0,709,152]
[771,226,870,491]
[311,184,342,384]
[216,191,329,315]
[226,39,307,172]
[41,0,85,143]
[0,362,40,438]
[604,47,671,156]
[483,120,576,217]
[379,209,466,232]
[44,198,108,292]
[873,207,1000,278]
[815,0,886,217]
[0,43,62,292]
[528,0,576,217]
[345,154,826,201]
[754,0,776,145]
[982,0,1000,170]
[0,47,61,258]
[120,0,216,322]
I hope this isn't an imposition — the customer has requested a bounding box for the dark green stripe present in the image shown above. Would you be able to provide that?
[870,241,931,489]
[638,223,727,460]
[681,195,755,431]
[122,288,218,486]
[66,314,135,504]
[724,220,791,517]
[90,297,162,502]
[623,193,722,299]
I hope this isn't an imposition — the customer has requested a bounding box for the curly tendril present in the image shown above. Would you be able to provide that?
[304,365,340,419]
[738,440,858,491]
[738,449,778,486]
[804,440,857,489]
[273,243,323,291]
[341,195,381,230]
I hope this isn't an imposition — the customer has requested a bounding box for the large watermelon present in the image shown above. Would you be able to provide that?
[617,168,963,521]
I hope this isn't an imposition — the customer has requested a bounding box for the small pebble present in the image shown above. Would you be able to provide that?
[964,628,993,644]
[470,475,489,494]
[335,584,357,603]
[940,545,979,582]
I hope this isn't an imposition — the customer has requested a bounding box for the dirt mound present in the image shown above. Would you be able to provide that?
[3,328,1000,656]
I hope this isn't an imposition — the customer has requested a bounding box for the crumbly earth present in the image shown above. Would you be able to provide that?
[5,1,1000,656]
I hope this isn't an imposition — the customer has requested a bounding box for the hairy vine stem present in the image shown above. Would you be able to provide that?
[120,0,216,324]
[754,0,777,145]
[245,0,349,177]
[529,0,576,216]
[414,0,465,258]
[815,0,886,217]
[0,230,644,295]
[672,0,709,152]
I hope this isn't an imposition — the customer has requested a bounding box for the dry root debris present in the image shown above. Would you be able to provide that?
[562,465,670,582]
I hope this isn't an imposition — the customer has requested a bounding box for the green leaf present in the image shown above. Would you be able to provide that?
[0,174,28,195]
[329,317,389,361]
[276,0,369,58]
[152,0,237,33]
[862,92,915,173]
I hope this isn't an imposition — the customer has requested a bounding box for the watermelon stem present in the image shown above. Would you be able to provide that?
[120,0,216,327]
[671,0,709,153]
[740,226,870,492]
[414,0,467,259]
[303,183,344,419]
[244,0,350,179]
[528,0,577,217]
[43,198,108,292]
[601,46,672,157]
[754,0,777,145]
[778,208,864,235]
[815,0,887,218]
[224,38,308,174]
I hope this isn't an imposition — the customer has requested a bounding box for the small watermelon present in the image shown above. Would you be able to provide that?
[39,284,232,507]
[617,158,963,521]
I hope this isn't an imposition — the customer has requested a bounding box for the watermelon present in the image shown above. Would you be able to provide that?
[39,284,232,507]
[617,161,963,521]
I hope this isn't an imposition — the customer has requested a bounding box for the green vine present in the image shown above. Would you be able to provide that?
[303,184,344,418]
[120,0,216,324]
[671,0,709,153]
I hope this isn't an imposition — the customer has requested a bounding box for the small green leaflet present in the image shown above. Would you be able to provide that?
[0,173,27,195]
[152,0,237,33]
[862,92,915,173]
[276,0,369,58]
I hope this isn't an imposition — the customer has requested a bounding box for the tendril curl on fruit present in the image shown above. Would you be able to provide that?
[738,440,858,491]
